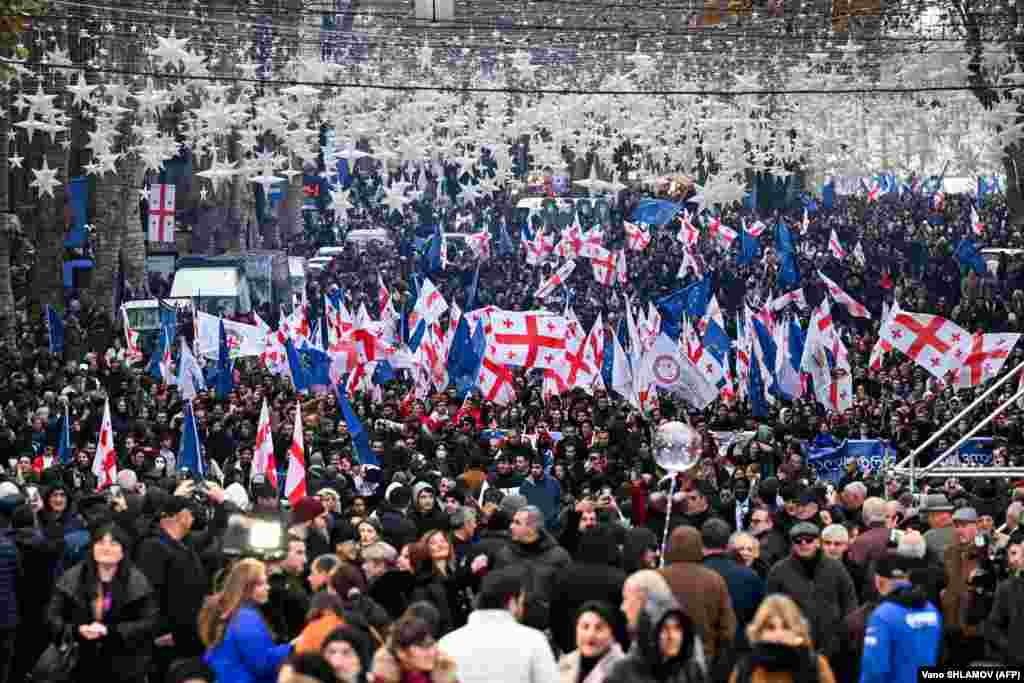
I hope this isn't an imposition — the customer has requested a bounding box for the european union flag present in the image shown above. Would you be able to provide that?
[655,279,711,340]
[335,381,379,468]
[630,199,682,227]
[177,400,205,477]
[954,238,987,276]
[46,306,64,354]
[448,319,486,399]
[285,337,309,392]
[774,222,801,289]
[215,319,234,399]
[738,229,760,267]
[57,404,72,465]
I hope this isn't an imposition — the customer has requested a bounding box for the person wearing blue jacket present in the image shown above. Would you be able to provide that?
[860,554,942,683]
[199,558,294,683]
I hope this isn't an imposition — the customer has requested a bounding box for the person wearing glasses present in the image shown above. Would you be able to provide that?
[764,522,859,666]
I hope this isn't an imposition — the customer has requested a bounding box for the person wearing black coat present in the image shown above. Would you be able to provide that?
[46,523,159,683]
[133,487,229,680]
[10,503,63,682]
[549,526,628,655]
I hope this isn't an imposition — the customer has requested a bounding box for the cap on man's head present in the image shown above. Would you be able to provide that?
[875,553,927,580]
[921,493,954,512]
[789,522,820,540]
[952,507,978,523]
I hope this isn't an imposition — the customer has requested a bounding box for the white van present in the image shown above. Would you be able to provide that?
[170,267,253,316]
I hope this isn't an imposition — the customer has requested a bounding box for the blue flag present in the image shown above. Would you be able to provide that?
[46,306,64,354]
[464,263,481,310]
[216,319,234,399]
[738,229,761,266]
[954,238,987,276]
[285,337,309,392]
[302,346,333,388]
[335,381,379,468]
[64,177,89,248]
[749,337,770,419]
[630,199,681,227]
[57,404,72,465]
[774,221,801,289]
[822,177,835,210]
[655,279,712,340]
[148,327,170,381]
[177,400,205,477]
[448,319,486,399]
[372,360,395,386]
[788,318,806,375]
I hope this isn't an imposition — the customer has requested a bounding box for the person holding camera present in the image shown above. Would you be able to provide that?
[982,532,1024,665]
[941,506,985,667]
[134,480,228,682]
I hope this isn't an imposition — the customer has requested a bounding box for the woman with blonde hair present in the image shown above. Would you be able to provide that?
[199,558,293,683]
[728,595,835,683]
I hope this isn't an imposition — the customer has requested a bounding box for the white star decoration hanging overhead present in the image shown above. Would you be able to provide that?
[30,159,61,198]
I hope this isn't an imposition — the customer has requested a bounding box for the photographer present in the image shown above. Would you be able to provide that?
[983,533,1024,666]
[133,479,228,682]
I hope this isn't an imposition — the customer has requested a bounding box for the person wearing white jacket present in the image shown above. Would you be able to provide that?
[439,566,559,683]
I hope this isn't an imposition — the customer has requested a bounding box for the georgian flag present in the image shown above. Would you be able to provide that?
[284,401,306,505]
[952,333,1021,388]
[590,247,616,286]
[252,398,278,488]
[818,271,871,319]
[971,205,985,236]
[707,215,737,249]
[677,210,700,247]
[800,208,810,235]
[879,311,971,381]
[489,311,567,369]
[467,229,492,260]
[745,219,767,237]
[536,259,576,300]
[624,221,652,251]
[92,399,117,489]
[828,228,846,260]
[769,288,807,313]
[615,250,628,285]
[408,277,448,331]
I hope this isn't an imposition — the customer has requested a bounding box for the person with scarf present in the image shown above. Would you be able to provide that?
[728,595,835,683]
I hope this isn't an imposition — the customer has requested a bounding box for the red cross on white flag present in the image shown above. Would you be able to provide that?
[818,271,870,319]
[624,222,651,251]
[284,401,306,504]
[490,311,567,369]
[880,311,970,381]
[147,184,176,243]
[535,259,576,300]
[971,205,985,236]
[252,398,278,489]
[953,333,1020,388]
[92,399,117,489]
[828,228,846,260]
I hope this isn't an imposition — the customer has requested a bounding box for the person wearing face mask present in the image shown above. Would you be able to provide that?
[557,602,626,683]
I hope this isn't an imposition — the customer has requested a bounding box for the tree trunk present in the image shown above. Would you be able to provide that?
[281,175,304,248]
[91,167,125,312]
[120,155,147,289]
[27,135,67,315]
[0,96,14,339]
[1004,144,1024,229]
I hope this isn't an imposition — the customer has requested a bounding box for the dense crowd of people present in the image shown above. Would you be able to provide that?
[2,180,1021,683]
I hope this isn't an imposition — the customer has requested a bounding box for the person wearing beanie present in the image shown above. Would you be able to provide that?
[289,497,331,573]
[764,522,858,664]
[408,481,448,538]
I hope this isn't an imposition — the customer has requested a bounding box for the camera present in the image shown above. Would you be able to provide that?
[968,532,1008,597]
[222,513,287,561]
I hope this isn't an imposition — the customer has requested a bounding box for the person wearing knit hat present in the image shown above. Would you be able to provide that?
[290,497,332,572]
[408,481,448,537]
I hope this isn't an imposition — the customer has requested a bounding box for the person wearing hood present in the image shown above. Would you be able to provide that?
[605,593,709,683]
[10,501,63,681]
[660,525,737,667]
[494,504,571,631]
[408,482,449,538]
[550,527,629,654]
[728,595,835,683]
[859,554,942,683]
[558,601,626,683]
[764,523,858,664]
[622,526,661,574]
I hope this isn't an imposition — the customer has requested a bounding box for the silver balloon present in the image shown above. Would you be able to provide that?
[654,421,702,472]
